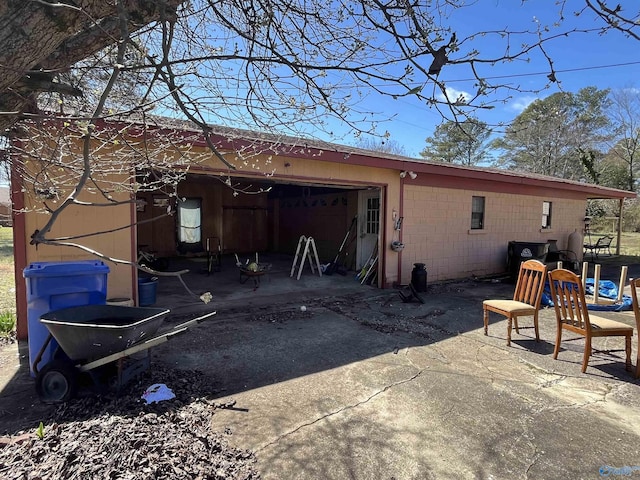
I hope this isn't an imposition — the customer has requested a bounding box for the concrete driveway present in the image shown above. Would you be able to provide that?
[150,256,640,480]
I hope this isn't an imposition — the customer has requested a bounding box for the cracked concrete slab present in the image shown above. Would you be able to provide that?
[152,291,640,479]
[5,254,638,479]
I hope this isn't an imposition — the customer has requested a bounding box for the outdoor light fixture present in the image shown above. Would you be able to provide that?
[408,171,417,179]
[400,171,417,179]
[399,171,407,178]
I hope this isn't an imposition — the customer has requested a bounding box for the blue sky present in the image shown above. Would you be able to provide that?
[329,1,640,158]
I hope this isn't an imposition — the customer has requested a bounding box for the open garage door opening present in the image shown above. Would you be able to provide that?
[135,173,383,285]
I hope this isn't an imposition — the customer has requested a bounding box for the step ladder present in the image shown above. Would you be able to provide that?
[290,235,322,280]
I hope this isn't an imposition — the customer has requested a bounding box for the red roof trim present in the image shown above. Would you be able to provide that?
[192,129,635,200]
[27,116,636,200]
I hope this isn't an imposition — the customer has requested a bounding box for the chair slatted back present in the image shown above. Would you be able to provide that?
[597,236,613,248]
[548,268,590,332]
[513,259,547,307]
[629,278,640,333]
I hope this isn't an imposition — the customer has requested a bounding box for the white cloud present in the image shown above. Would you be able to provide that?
[436,87,472,105]
[509,96,537,113]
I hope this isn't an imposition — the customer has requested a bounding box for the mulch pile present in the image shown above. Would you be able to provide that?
[0,365,261,479]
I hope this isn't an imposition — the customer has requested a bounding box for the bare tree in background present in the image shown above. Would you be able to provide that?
[2,1,639,133]
[355,137,407,156]
[603,87,640,192]
[0,0,638,265]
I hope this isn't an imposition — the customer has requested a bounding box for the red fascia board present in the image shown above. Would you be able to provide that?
[363,158,635,200]
[406,172,589,200]
[410,167,634,200]
[37,119,635,200]
[192,134,635,200]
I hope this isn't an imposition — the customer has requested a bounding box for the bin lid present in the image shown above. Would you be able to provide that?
[23,260,110,278]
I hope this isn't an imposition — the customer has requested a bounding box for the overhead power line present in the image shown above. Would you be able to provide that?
[448,60,640,83]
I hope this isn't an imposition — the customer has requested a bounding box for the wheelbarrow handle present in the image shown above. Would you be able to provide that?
[78,311,218,373]
[170,310,217,331]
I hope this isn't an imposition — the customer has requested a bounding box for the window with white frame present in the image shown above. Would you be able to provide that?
[471,196,485,230]
[542,201,552,229]
[366,197,380,234]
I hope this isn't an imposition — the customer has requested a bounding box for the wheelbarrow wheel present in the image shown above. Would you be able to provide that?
[36,360,78,404]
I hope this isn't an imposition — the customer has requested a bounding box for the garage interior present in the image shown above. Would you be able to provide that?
[135,173,383,284]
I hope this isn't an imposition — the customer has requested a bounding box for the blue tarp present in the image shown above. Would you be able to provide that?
[541,279,632,311]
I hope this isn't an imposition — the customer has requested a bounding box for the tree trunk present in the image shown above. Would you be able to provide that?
[0,0,185,132]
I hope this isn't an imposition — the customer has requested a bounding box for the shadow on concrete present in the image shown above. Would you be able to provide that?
[148,253,640,401]
[510,338,556,356]
[0,341,54,435]
[152,307,425,399]
[151,252,378,311]
[2,253,639,437]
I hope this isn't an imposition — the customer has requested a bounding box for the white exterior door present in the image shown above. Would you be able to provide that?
[357,189,380,270]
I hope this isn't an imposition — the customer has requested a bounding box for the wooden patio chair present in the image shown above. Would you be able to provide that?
[548,269,632,374]
[627,278,640,378]
[483,259,548,346]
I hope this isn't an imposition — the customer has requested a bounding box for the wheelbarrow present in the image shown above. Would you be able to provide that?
[235,254,271,290]
[238,264,271,289]
[33,304,217,403]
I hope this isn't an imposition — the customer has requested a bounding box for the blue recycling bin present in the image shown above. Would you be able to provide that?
[23,260,110,376]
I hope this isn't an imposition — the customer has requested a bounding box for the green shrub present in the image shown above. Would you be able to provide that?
[0,311,15,336]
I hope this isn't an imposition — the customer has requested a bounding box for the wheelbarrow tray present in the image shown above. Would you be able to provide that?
[238,262,271,274]
[40,304,170,362]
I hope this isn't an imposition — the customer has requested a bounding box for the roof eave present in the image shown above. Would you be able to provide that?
[51,116,637,200]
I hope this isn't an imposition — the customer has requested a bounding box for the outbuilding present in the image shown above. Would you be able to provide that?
[10,118,635,339]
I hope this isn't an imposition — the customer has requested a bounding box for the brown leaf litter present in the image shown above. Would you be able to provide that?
[0,365,260,479]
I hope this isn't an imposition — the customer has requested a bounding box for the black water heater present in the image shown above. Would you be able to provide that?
[411,263,427,293]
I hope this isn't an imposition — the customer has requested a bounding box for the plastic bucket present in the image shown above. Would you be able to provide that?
[138,277,158,306]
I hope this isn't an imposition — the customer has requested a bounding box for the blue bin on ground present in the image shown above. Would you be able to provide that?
[23,260,110,376]
[138,276,158,306]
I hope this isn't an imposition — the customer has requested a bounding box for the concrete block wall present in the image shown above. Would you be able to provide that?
[401,185,586,283]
